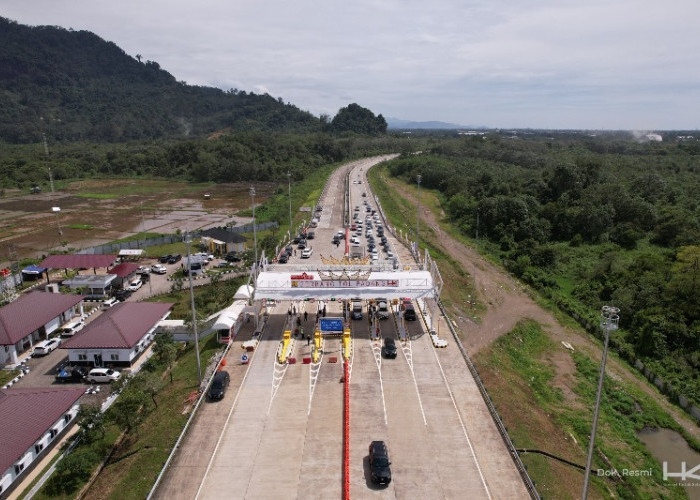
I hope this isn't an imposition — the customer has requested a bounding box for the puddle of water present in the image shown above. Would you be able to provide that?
[638,427,700,500]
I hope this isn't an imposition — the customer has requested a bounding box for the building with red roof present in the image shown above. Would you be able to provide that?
[0,386,84,497]
[0,291,84,366]
[61,302,173,367]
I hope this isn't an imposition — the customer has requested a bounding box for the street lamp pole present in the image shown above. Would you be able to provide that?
[416,174,422,259]
[250,186,258,267]
[287,170,293,235]
[581,305,620,499]
[185,232,202,388]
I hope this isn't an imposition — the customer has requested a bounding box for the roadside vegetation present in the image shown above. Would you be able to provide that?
[381,132,700,409]
[475,320,691,499]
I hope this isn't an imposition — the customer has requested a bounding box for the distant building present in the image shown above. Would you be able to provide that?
[200,228,247,255]
[0,386,84,497]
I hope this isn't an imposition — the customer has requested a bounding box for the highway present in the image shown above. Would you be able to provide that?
[153,156,529,499]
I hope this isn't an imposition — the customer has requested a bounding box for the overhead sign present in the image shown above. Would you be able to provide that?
[292,279,399,288]
[320,318,343,332]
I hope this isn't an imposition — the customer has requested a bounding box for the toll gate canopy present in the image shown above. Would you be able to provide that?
[254,269,435,301]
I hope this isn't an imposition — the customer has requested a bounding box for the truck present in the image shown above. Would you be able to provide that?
[351,299,363,320]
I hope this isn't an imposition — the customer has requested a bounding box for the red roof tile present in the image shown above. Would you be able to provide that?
[108,262,139,278]
[0,292,83,345]
[0,387,84,473]
[39,254,117,269]
[61,302,173,349]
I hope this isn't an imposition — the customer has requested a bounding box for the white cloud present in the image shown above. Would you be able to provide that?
[2,0,699,128]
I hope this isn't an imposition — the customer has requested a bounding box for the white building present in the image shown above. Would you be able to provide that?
[61,302,173,368]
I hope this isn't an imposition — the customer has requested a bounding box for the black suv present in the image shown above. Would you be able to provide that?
[403,304,417,321]
[225,252,242,262]
[159,254,172,263]
[368,441,392,485]
[381,338,397,358]
[168,254,182,264]
[208,371,231,401]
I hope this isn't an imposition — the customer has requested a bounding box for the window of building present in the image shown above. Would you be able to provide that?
[35,443,44,454]
[78,354,87,361]
[110,354,119,361]
[14,462,25,475]
[49,429,58,440]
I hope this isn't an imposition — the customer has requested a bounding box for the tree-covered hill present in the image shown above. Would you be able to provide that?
[0,17,322,143]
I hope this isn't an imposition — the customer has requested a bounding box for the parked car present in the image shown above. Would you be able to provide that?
[215,261,232,268]
[278,253,289,263]
[59,318,85,336]
[225,252,242,262]
[136,265,150,275]
[86,368,121,383]
[369,440,392,485]
[139,272,150,283]
[297,239,307,249]
[208,371,231,401]
[301,247,313,258]
[102,297,120,309]
[55,365,88,383]
[167,254,182,264]
[382,337,397,358]
[159,254,172,263]
[151,264,167,274]
[33,338,61,357]
[114,289,132,301]
[307,231,315,240]
[127,278,143,291]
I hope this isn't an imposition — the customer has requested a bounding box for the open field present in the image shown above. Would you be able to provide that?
[0,179,277,267]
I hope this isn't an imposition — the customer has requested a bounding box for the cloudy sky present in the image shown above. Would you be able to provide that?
[3,0,699,129]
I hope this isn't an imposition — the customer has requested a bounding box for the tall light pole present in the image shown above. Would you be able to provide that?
[581,305,620,499]
[185,233,202,388]
[416,173,422,254]
[250,186,258,267]
[287,170,293,235]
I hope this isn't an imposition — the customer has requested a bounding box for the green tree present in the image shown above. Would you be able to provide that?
[77,405,105,443]
[152,332,178,382]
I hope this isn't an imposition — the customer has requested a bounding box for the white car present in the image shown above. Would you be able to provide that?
[127,278,143,291]
[59,318,86,335]
[301,247,313,258]
[33,338,61,357]
[350,237,361,245]
[102,297,119,309]
[151,264,167,275]
[86,368,121,383]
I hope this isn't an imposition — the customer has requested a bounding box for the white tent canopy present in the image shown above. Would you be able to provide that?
[212,301,249,332]
[233,285,253,300]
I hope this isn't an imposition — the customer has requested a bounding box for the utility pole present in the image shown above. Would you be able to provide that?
[43,133,55,193]
[185,233,202,387]
[416,173,422,259]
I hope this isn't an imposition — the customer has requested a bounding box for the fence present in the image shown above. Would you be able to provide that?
[77,222,279,256]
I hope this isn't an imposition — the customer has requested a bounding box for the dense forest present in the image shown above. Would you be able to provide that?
[385,131,700,402]
[0,17,388,143]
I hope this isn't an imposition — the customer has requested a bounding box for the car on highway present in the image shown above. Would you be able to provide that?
[376,298,390,319]
[301,247,313,258]
[33,338,61,357]
[86,368,121,383]
[151,264,167,274]
[208,371,231,401]
[368,440,392,485]
[55,365,89,383]
[403,301,417,321]
[127,278,143,291]
[382,337,397,358]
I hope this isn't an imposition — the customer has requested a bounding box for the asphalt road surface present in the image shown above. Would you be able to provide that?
[153,156,528,499]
